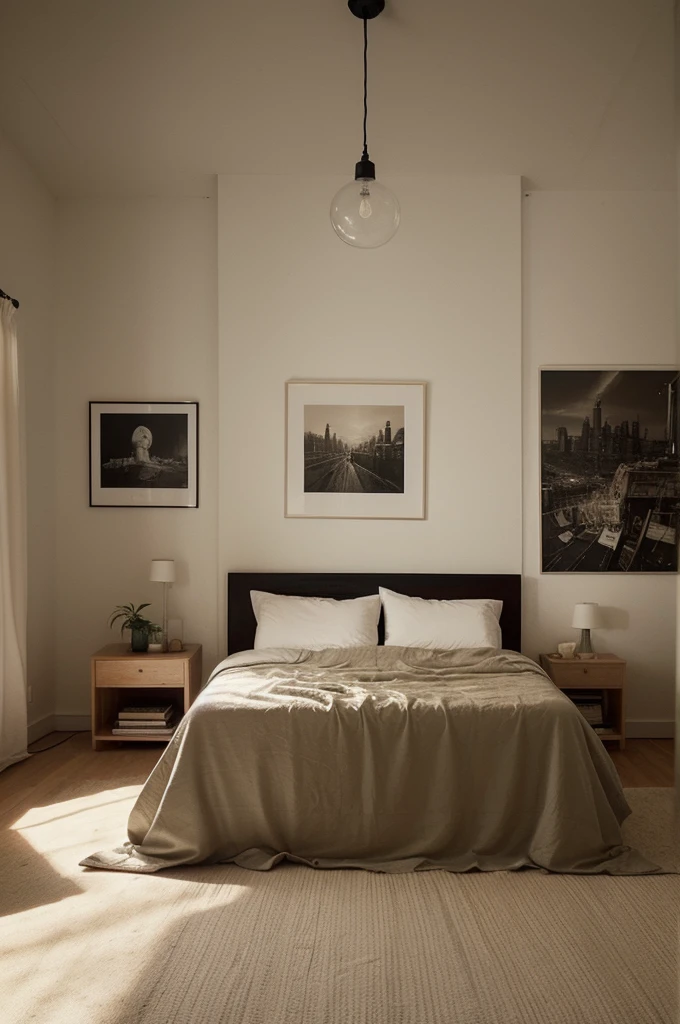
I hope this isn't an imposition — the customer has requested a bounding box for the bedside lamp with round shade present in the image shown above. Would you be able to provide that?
[572,602,603,658]
[150,560,175,652]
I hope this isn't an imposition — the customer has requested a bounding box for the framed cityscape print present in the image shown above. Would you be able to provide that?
[286,380,426,519]
[541,368,678,572]
[89,401,198,507]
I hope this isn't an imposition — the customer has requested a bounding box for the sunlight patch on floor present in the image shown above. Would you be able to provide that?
[7,785,142,871]
[1,780,246,1024]
[1,883,246,1024]
[11,788,138,830]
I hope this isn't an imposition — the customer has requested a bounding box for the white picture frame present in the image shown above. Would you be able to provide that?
[285,380,426,520]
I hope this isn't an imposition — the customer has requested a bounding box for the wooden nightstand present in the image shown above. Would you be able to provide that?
[90,643,202,750]
[539,653,625,750]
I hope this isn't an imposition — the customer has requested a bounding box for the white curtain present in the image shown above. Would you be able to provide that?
[0,297,28,772]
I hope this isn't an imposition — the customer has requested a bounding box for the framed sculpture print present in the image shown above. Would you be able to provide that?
[286,380,426,519]
[89,401,198,507]
[541,367,678,572]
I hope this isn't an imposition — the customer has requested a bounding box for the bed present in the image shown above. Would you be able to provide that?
[81,573,660,875]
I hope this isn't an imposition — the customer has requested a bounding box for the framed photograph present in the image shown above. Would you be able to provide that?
[286,380,426,519]
[540,368,678,572]
[89,401,198,508]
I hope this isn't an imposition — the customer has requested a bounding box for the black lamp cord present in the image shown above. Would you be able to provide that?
[27,732,78,754]
[362,17,369,161]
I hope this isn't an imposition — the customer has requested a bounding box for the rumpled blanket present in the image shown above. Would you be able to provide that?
[81,646,661,874]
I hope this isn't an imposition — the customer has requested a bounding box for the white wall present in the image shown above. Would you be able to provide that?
[218,174,523,644]
[218,178,675,735]
[16,176,674,739]
[53,198,219,719]
[523,190,677,734]
[0,127,56,736]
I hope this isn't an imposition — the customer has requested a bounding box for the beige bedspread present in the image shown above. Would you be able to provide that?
[81,647,661,875]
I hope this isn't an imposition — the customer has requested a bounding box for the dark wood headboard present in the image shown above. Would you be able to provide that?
[227,573,522,653]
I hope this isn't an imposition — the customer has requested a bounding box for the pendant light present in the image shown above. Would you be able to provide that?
[330,1,400,248]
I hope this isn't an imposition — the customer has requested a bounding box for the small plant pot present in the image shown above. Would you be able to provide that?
[130,628,149,653]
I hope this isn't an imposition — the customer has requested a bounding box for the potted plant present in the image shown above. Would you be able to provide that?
[108,602,160,653]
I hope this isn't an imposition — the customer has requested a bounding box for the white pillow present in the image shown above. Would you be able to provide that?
[250,591,381,650]
[379,588,503,650]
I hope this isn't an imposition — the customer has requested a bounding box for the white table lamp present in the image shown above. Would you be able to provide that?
[150,560,175,651]
[572,602,602,658]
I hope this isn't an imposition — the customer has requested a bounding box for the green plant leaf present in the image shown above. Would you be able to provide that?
[109,601,154,635]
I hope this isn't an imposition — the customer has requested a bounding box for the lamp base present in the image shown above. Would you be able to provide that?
[161,582,169,654]
[575,628,595,658]
[348,1,385,19]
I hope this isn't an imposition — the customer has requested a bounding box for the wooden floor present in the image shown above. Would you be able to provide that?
[607,738,674,788]
[0,733,160,828]
[0,733,674,829]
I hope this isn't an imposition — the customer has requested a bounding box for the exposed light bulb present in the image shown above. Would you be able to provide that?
[330,177,400,248]
[331,3,399,248]
[359,187,372,219]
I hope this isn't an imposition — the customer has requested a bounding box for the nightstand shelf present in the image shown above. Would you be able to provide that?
[91,643,202,750]
[539,653,626,750]
[93,726,181,743]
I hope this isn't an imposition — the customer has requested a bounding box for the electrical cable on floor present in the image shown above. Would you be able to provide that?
[27,732,79,754]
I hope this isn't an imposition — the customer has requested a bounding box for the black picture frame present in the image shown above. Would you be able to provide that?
[89,401,199,508]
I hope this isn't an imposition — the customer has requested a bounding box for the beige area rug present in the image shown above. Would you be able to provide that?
[0,782,677,1024]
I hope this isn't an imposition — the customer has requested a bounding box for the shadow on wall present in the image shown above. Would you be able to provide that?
[521,578,631,656]
[599,606,630,630]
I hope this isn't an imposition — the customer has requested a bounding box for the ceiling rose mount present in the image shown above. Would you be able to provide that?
[330,0,400,248]
[347,1,385,19]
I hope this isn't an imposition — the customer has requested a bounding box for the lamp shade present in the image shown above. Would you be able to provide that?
[149,559,175,584]
[572,602,602,629]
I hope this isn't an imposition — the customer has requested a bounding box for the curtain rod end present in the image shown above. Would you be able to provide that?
[0,289,19,309]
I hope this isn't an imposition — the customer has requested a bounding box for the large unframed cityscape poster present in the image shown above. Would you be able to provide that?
[540,368,679,573]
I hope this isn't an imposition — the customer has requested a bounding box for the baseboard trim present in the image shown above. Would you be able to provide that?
[28,714,91,743]
[27,715,56,744]
[626,720,675,739]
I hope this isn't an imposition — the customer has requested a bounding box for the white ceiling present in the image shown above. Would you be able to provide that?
[0,0,673,198]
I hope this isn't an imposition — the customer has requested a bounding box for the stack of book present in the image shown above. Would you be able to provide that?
[112,705,176,737]
[568,690,604,728]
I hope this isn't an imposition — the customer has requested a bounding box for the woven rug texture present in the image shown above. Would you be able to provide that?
[0,783,676,1024]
